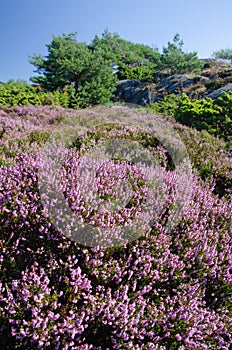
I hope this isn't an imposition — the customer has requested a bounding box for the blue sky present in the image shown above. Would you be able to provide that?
[1,0,232,83]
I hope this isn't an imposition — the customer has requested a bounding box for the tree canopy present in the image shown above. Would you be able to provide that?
[90,29,161,80]
[160,34,203,74]
[29,33,117,107]
[213,48,232,63]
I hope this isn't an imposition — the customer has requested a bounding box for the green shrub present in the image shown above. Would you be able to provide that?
[117,62,155,81]
[175,93,232,141]
[0,82,42,106]
[175,125,232,197]
[149,92,232,142]
[148,94,181,116]
[29,130,50,145]
[0,81,75,108]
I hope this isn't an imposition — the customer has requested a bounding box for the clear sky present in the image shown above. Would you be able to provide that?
[1,0,232,83]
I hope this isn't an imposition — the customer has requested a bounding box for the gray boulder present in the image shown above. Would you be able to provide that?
[114,80,157,106]
[157,74,209,94]
[207,83,232,99]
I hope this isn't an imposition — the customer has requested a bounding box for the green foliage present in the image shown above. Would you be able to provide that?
[175,125,232,197]
[52,87,73,108]
[117,61,155,81]
[29,33,89,91]
[0,81,43,106]
[90,31,203,80]
[29,33,117,107]
[175,93,232,141]
[149,92,232,142]
[160,34,203,74]
[1,31,205,109]
[74,53,117,107]
[91,29,161,80]
[0,81,72,108]
[90,31,202,79]
[175,94,221,130]
[147,94,181,116]
[213,48,232,63]
[29,130,50,145]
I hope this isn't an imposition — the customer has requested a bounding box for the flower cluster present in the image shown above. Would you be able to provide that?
[0,105,76,166]
[0,105,231,349]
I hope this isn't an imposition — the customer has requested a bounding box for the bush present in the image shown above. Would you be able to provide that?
[148,92,232,142]
[148,94,181,116]
[0,106,231,349]
[175,93,232,141]
[117,62,155,81]
[0,81,76,108]
[0,81,43,106]
[160,34,203,74]
[175,124,232,197]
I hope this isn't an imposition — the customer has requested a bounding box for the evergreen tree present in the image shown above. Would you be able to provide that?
[29,33,117,107]
[91,29,161,80]
[160,33,203,74]
[213,48,232,63]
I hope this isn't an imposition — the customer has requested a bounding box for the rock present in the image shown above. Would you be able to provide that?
[114,64,232,106]
[157,74,189,91]
[114,75,210,106]
[0,127,6,139]
[153,72,170,82]
[114,80,156,106]
[207,83,232,99]
[157,74,209,94]
[227,148,232,157]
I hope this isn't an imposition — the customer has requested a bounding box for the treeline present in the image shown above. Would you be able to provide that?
[0,31,203,108]
[26,31,204,107]
[1,81,232,144]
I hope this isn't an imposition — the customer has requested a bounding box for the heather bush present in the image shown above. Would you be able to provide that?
[148,100,232,197]
[0,106,231,349]
[0,105,76,166]
[174,124,232,197]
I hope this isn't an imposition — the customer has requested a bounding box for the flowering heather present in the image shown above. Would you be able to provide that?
[174,123,232,198]
[0,105,76,165]
[0,105,231,349]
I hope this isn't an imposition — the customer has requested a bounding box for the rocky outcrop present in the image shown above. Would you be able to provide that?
[114,62,232,106]
[207,83,232,99]
[114,75,209,105]
[155,74,209,99]
[114,80,152,106]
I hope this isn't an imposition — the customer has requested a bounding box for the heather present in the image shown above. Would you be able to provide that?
[0,105,76,166]
[0,105,232,349]
[173,122,232,197]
